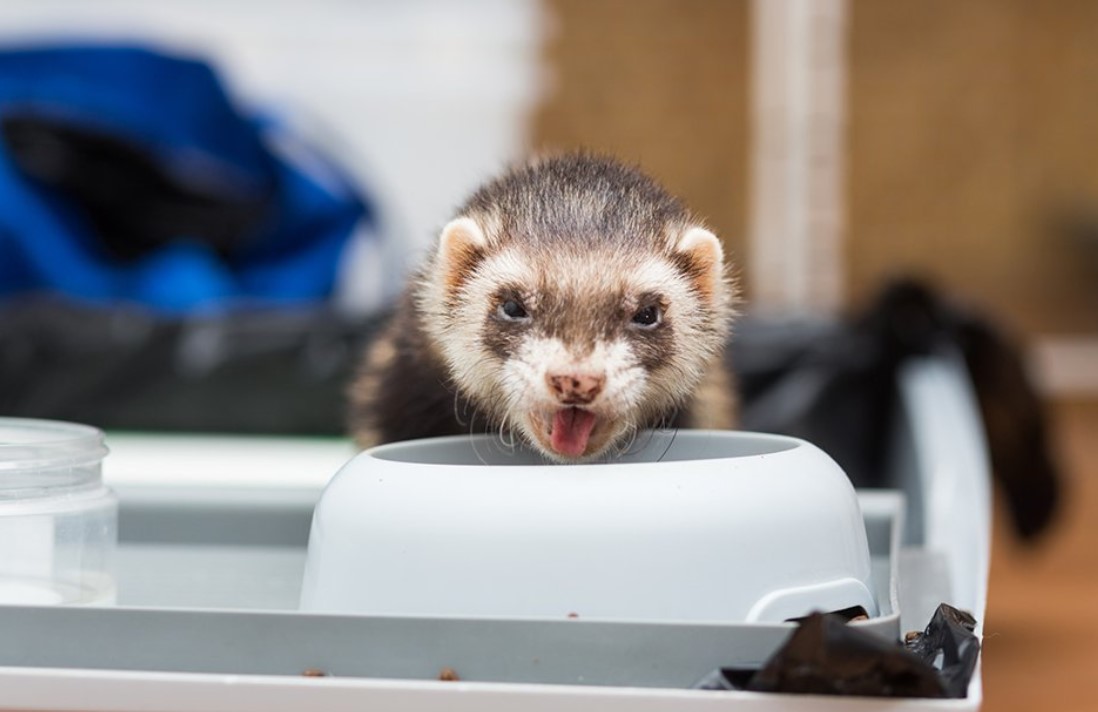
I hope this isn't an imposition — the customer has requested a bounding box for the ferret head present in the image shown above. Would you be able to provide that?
[418,155,735,462]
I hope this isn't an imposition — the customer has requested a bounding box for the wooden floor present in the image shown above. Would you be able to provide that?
[982,400,1098,711]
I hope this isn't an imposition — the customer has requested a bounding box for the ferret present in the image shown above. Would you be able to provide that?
[348,153,737,462]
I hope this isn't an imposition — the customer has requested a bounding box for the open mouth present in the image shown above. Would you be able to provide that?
[547,406,598,458]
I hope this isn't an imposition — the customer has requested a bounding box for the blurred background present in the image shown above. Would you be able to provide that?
[0,1,1094,709]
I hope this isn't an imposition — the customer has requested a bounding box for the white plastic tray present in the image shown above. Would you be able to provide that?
[0,355,990,711]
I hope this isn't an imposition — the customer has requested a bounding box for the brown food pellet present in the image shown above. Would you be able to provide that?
[438,667,460,681]
[567,612,579,619]
[849,614,870,622]
[904,631,922,644]
[301,668,328,678]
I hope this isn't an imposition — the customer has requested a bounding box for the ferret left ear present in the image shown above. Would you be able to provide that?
[437,217,488,291]
[675,227,725,300]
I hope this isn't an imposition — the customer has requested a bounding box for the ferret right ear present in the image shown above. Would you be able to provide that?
[674,226,726,302]
[437,217,488,291]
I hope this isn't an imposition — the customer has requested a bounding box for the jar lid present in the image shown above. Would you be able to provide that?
[0,418,109,496]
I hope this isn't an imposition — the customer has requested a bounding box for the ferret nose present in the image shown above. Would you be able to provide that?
[546,372,605,405]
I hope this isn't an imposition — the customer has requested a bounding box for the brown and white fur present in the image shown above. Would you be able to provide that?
[349,153,737,462]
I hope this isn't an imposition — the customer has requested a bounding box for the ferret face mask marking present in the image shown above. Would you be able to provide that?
[421,215,730,462]
[349,155,739,457]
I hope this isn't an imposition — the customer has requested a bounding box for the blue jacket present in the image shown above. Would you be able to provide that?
[0,45,372,312]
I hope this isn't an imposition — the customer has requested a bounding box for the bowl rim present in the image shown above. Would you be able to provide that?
[362,430,808,470]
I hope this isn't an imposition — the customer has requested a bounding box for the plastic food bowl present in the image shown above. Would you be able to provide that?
[300,431,875,623]
[0,418,116,605]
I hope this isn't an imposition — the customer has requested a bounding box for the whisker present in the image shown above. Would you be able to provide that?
[467,405,491,466]
[496,419,519,454]
[656,427,678,462]
[658,406,681,432]
[617,423,640,459]
[452,389,467,427]
[469,437,490,466]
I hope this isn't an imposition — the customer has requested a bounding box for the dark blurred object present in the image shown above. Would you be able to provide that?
[733,278,1062,543]
[1056,205,1098,270]
[0,277,1062,541]
[0,45,371,312]
[2,116,270,263]
[1052,207,1098,327]
[957,320,1060,539]
[694,604,979,698]
[0,297,383,435]
[904,604,981,698]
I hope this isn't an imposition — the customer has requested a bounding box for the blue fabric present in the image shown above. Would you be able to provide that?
[0,45,370,312]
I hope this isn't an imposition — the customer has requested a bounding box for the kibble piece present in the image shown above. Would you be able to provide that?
[438,667,460,681]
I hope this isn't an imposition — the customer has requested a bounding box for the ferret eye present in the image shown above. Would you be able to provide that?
[498,299,529,321]
[631,305,661,328]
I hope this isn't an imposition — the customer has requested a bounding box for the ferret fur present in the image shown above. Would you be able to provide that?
[348,153,737,462]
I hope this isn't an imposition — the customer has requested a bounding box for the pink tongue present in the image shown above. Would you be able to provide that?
[550,408,597,458]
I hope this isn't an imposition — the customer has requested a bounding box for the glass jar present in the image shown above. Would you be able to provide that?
[0,418,116,605]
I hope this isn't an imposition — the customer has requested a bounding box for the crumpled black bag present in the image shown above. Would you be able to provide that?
[694,603,981,698]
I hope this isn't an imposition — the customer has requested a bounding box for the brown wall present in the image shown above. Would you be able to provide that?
[848,0,1098,335]
[534,0,1098,337]
[531,0,751,288]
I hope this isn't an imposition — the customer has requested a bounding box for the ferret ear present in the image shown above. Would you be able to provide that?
[674,226,725,300]
[437,217,488,291]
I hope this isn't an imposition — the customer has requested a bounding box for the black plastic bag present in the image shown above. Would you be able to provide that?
[694,604,980,698]
[0,278,1062,541]
[732,279,1061,541]
[0,297,382,435]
